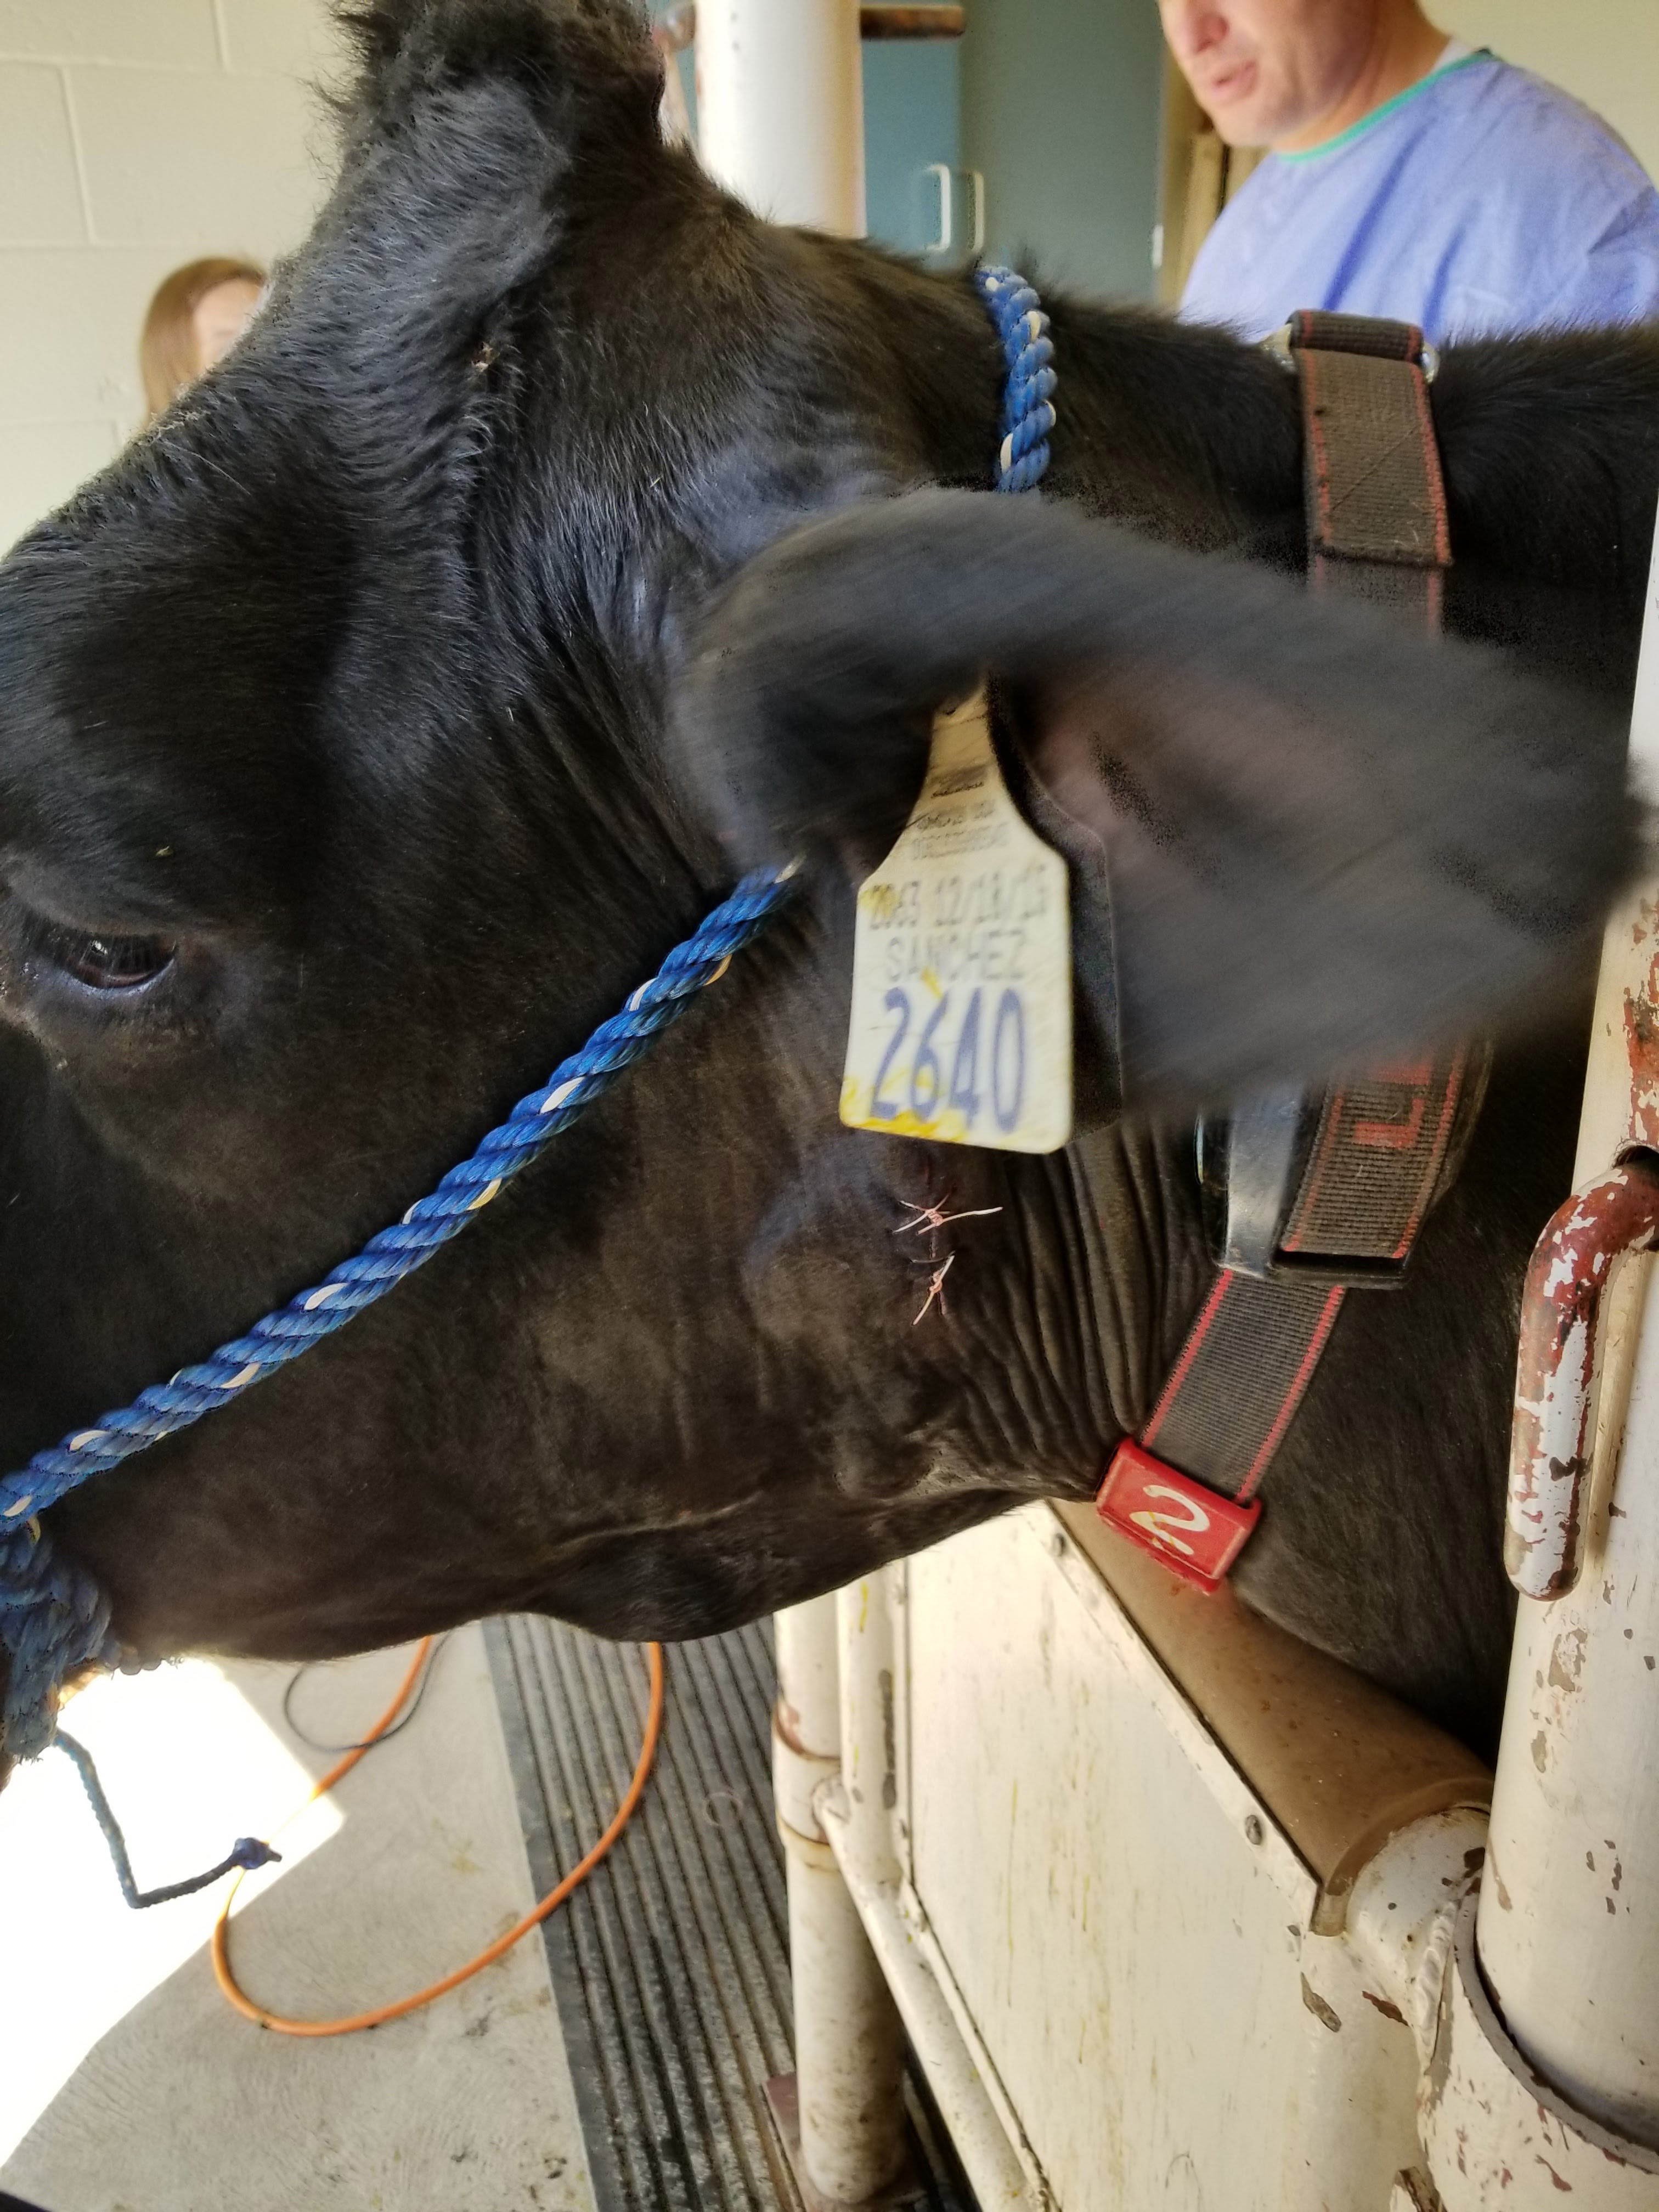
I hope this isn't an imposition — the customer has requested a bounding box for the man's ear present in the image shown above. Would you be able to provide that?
[671,489,1637,1109]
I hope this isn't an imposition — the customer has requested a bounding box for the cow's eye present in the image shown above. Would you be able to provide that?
[60,932,176,990]
[29,917,177,993]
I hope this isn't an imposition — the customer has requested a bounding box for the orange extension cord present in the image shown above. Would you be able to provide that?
[212,1636,665,2036]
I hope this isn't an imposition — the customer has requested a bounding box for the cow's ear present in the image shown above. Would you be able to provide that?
[321,1,665,294]
[671,490,1635,1108]
[266,3,666,452]
[332,0,664,154]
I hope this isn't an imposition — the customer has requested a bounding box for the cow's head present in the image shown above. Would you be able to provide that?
[0,0,1635,1752]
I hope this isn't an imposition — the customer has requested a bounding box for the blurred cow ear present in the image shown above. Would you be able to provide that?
[670,489,1635,1110]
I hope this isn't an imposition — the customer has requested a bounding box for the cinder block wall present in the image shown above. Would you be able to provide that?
[0,0,343,551]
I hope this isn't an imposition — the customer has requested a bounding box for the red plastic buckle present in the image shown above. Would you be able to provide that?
[1096,1441,1261,1593]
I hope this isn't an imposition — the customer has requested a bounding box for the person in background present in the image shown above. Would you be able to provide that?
[139,257,267,421]
[1161,0,1659,345]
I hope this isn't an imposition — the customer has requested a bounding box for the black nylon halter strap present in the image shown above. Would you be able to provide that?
[1094,312,1459,1592]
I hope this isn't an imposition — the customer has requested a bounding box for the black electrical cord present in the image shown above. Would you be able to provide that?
[280,1631,452,1755]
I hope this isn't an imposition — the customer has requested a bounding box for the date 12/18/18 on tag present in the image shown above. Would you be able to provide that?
[839,689,1072,1156]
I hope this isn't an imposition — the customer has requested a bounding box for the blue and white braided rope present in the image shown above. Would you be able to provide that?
[973,264,1057,493]
[0,864,799,1758]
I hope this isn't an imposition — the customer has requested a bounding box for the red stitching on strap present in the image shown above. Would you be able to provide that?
[1141,1274,1231,1448]
[1392,1053,1465,1258]
[1302,348,1336,544]
[1407,357,1452,566]
[1235,1285,1346,1502]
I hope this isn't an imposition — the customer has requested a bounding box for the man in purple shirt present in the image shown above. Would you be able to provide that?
[1163,0,1659,346]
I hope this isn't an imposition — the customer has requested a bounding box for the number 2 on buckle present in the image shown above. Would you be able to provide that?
[1096,1441,1261,1592]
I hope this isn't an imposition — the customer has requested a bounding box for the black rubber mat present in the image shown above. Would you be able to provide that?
[487,1616,978,2212]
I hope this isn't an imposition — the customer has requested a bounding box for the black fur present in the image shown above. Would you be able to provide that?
[0,0,1651,1764]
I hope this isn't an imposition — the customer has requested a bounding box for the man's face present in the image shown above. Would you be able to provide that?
[1159,0,1378,145]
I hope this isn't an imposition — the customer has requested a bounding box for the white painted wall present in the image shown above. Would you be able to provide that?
[0,0,345,550]
[1438,0,1657,180]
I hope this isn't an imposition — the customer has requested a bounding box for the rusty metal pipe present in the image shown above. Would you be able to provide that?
[1479,1293,1659,2149]
[1504,1153,1659,1599]
[1470,513,1659,2162]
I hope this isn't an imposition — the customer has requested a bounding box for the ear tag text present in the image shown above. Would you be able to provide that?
[840,689,1071,1154]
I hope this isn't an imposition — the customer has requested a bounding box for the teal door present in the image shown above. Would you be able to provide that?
[864,39,963,258]
[864,1,1164,297]
[960,0,1164,298]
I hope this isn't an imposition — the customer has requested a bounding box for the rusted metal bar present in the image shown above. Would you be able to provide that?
[656,3,965,55]
[1504,1153,1659,1599]
[1470,505,1659,2166]
[858,5,966,35]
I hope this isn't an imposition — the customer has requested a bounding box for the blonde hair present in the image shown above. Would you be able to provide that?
[139,256,267,421]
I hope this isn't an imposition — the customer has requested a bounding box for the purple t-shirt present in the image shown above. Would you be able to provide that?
[1181,50,1659,345]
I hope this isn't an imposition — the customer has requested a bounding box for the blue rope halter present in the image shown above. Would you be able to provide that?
[1,265,1056,1764]
[974,266,1057,493]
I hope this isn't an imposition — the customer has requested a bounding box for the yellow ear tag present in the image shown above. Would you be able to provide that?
[840,687,1071,1154]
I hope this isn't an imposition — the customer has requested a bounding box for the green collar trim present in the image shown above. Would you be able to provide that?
[1276,48,1491,163]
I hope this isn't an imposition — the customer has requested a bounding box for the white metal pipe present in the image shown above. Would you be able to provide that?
[1477,1268,1659,2143]
[695,0,866,235]
[782,1820,908,2205]
[818,1785,1034,2212]
[1342,1807,1490,2069]
[836,1575,902,1887]
[1426,1898,1659,2208]
[776,1593,842,1776]
[734,8,882,2185]
[773,1590,906,2205]
[1476,514,1659,2145]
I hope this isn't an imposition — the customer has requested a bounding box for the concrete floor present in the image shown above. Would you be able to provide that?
[0,1626,596,2212]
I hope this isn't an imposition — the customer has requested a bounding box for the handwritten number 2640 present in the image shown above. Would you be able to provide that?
[871,986,1025,1133]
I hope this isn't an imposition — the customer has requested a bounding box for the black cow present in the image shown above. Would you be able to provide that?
[0,0,1651,1764]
